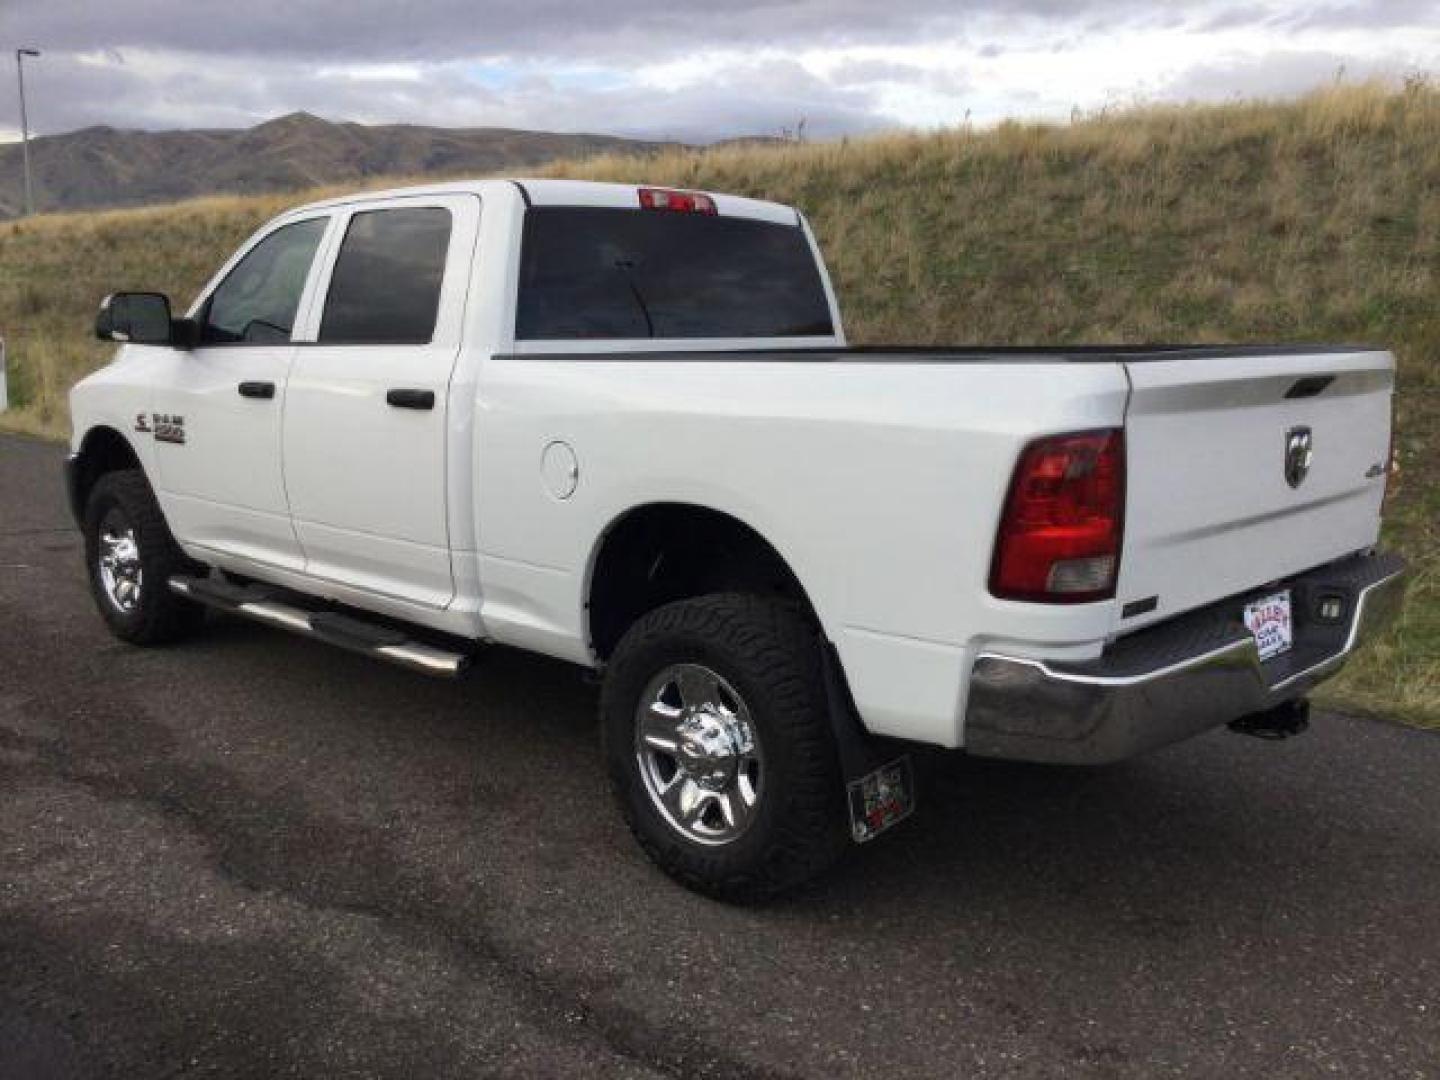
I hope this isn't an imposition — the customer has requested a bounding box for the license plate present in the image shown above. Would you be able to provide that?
[1243,590,1293,661]
[847,756,916,843]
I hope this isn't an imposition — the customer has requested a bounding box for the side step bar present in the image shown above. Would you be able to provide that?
[169,576,473,678]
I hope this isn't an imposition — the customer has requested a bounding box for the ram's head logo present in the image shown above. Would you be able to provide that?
[1285,426,1313,489]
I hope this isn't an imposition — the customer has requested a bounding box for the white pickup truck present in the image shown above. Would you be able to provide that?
[68,178,1405,899]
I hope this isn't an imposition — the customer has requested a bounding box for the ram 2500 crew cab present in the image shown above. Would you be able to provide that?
[68,178,1405,900]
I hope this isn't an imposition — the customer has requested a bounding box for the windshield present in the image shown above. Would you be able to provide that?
[516,207,834,341]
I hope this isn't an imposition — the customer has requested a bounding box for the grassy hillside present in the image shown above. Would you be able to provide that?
[0,83,1434,725]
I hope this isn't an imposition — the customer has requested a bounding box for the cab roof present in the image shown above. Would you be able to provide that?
[288,177,802,227]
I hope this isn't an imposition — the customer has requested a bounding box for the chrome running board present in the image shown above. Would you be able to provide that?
[168,575,472,678]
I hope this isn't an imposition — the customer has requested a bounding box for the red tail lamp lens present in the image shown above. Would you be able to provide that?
[989,429,1125,603]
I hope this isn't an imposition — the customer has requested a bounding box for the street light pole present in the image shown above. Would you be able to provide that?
[16,48,40,217]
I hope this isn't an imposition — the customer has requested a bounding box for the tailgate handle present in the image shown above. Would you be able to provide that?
[1285,375,1335,400]
[386,388,435,411]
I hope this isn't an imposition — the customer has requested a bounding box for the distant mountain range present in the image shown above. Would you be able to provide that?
[0,112,685,218]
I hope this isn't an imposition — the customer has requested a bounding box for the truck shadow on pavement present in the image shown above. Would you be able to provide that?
[184,613,1422,933]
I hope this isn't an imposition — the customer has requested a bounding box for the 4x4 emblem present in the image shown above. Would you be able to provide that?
[1285,425,1313,489]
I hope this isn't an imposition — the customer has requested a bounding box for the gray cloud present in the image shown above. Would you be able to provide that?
[8,0,1150,63]
[1,49,886,143]
[1279,0,1440,30]
[1199,0,1440,32]
[0,0,1437,141]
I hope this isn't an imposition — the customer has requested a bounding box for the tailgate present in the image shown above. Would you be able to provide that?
[1116,349,1393,630]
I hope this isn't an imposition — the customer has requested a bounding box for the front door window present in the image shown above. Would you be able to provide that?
[201,217,327,345]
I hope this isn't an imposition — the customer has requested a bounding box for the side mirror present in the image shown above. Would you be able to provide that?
[95,292,194,347]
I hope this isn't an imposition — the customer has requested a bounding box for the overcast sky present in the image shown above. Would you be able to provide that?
[2,1,1437,142]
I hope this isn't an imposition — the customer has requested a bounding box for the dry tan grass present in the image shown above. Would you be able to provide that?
[0,81,1435,722]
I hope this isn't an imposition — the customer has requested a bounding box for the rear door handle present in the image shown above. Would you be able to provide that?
[238,381,275,400]
[386,388,435,411]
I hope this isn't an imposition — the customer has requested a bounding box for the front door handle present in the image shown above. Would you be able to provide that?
[386,388,435,411]
[238,381,275,400]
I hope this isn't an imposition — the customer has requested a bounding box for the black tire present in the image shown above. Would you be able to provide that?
[601,594,849,902]
[83,469,207,645]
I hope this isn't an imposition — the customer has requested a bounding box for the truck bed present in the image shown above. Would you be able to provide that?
[518,341,1394,640]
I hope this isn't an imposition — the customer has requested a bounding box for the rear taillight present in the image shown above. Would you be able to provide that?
[989,429,1125,603]
[638,187,717,214]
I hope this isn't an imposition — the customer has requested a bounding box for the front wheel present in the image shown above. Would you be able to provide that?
[601,594,849,902]
[83,469,206,645]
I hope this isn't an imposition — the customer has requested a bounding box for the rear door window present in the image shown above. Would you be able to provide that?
[319,207,453,345]
[516,207,834,340]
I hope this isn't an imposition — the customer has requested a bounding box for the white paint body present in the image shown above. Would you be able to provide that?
[69,179,1395,750]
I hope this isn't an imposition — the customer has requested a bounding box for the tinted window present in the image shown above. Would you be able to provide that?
[516,208,834,340]
[319,208,452,345]
[202,217,327,344]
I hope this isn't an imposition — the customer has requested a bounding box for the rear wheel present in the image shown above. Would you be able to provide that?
[601,594,848,902]
[83,469,206,645]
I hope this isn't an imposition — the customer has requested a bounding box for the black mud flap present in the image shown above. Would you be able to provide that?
[821,642,917,844]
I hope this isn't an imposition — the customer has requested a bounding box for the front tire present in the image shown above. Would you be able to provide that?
[601,594,848,902]
[83,469,206,645]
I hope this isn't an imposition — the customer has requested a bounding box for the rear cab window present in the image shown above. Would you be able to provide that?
[516,207,834,341]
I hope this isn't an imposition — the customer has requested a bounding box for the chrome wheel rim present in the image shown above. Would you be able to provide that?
[635,663,764,847]
[97,508,143,614]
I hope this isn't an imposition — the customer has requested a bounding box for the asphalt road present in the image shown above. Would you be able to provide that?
[1,432,1437,1079]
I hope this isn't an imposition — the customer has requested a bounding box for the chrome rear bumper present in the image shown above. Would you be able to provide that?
[964,551,1406,765]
